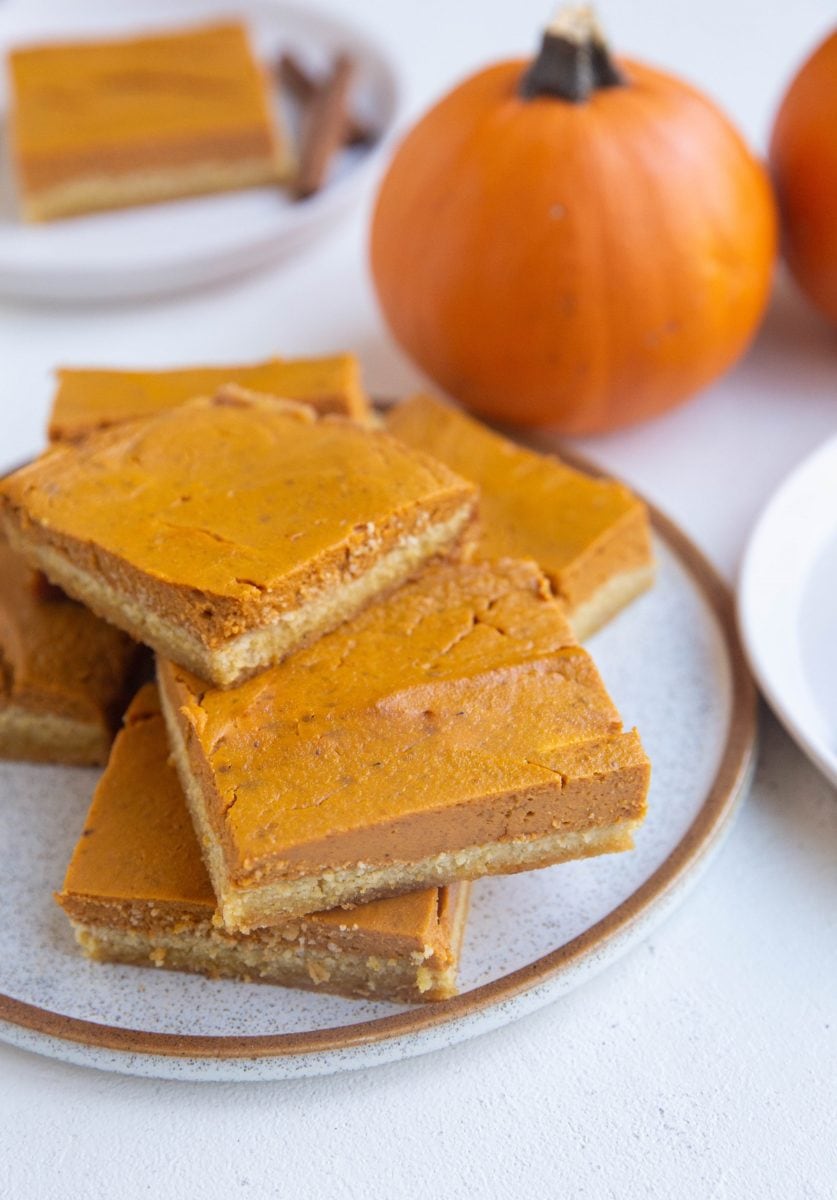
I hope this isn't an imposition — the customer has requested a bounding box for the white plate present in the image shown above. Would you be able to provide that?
[738,432,837,790]
[0,474,757,1081]
[0,0,400,301]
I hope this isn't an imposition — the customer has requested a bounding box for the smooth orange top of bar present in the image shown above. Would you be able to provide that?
[10,22,277,157]
[385,394,651,604]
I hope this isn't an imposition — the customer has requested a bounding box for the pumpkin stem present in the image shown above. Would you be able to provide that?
[519,5,627,102]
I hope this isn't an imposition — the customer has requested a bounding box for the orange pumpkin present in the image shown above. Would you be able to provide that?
[770,29,837,326]
[371,9,777,433]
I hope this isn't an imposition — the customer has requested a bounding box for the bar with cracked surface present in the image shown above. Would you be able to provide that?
[386,394,654,639]
[158,558,650,931]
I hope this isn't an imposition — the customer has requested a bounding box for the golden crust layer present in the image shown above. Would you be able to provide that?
[68,918,466,1003]
[9,21,293,220]
[0,540,137,764]
[0,390,477,687]
[385,395,655,637]
[48,354,371,442]
[56,685,468,1002]
[158,558,650,929]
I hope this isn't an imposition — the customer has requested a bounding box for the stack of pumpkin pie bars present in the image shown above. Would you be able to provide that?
[0,355,653,1004]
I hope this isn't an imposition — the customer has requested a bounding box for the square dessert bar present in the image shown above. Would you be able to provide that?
[158,558,650,931]
[0,389,477,688]
[56,686,469,1003]
[48,353,370,442]
[9,21,292,221]
[386,395,654,639]
[0,539,137,765]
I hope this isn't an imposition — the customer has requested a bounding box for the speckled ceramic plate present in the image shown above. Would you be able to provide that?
[0,451,756,1080]
[0,0,400,301]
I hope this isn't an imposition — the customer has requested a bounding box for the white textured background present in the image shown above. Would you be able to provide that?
[1,0,836,1196]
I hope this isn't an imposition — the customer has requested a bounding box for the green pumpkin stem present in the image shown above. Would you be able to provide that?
[519,5,627,102]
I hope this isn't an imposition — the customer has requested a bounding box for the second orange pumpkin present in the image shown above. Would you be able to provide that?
[770,29,837,327]
[371,14,777,433]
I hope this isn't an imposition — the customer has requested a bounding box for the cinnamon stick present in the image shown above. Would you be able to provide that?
[280,52,372,147]
[293,53,357,199]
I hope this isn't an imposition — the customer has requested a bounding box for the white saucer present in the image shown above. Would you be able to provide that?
[738,432,837,790]
[0,0,400,302]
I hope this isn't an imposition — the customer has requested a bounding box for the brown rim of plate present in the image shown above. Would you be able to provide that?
[0,436,758,1062]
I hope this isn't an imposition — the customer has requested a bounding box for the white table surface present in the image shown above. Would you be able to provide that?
[1,0,835,1195]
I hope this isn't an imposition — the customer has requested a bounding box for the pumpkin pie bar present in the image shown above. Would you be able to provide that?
[48,353,370,442]
[9,21,292,222]
[386,395,654,639]
[56,685,468,1002]
[0,390,477,688]
[158,558,650,931]
[0,539,137,765]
